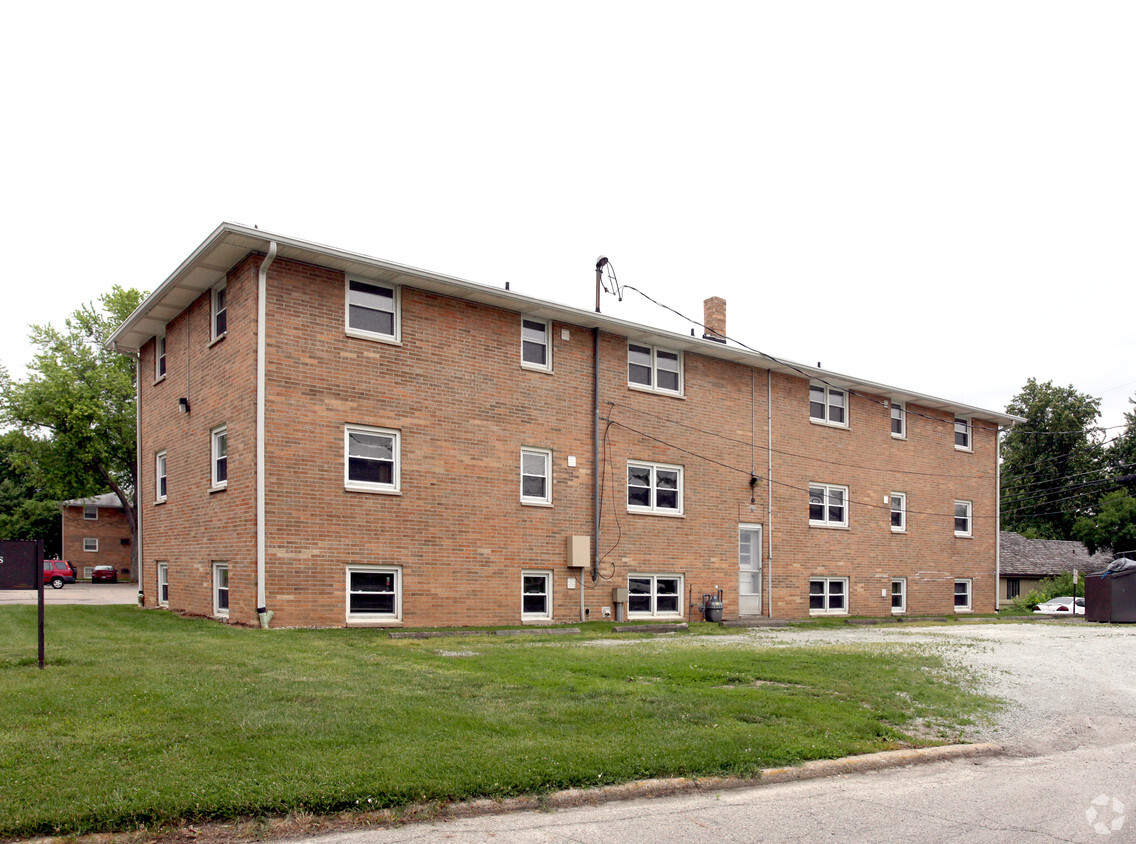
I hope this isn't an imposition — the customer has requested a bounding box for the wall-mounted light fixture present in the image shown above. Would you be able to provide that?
[178,398,190,414]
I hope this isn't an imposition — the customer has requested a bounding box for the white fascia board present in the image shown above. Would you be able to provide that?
[106,222,1023,427]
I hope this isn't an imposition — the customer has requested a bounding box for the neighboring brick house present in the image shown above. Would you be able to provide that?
[108,223,1021,627]
[999,531,1110,601]
[60,494,133,580]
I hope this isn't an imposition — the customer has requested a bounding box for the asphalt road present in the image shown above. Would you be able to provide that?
[297,623,1136,844]
[0,581,137,605]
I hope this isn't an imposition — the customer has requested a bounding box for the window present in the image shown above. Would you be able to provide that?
[345,425,401,493]
[809,383,847,427]
[954,500,972,537]
[346,278,400,342]
[1006,578,1021,600]
[211,284,227,341]
[211,426,228,490]
[521,318,551,371]
[156,451,168,502]
[157,562,169,607]
[522,571,552,620]
[346,566,401,621]
[627,461,683,515]
[213,562,229,617]
[83,537,98,553]
[891,578,906,613]
[954,578,972,612]
[890,492,906,532]
[809,577,847,615]
[627,343,682,395]
[808,483,848,528]
[890,402,905,438]
[155,334,167,380]
[954,418,971,451]
[520,448,552,505]
[83,505,98,520]
[628,574,683,618]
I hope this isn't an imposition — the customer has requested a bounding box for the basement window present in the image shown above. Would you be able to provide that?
[347,566,402,622]
[627,574,683,618]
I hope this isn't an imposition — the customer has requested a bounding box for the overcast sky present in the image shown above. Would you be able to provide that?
[2,2,1133,433]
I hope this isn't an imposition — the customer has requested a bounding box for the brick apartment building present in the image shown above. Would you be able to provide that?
[60,494,133,580]
[108,223,1019,628]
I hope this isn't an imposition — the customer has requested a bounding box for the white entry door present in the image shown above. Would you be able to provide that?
[738,524,762,615]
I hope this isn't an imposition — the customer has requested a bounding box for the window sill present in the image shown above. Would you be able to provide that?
[891,528,906,534]
[155,498,167,506]
[890,433,906,440]
[809,418,849,430]
[346,618,403,627]
[208,332,227,348]
[628,615,684,622]
[954,446,973,454]
[809,610,848,617]
[954,533,972,539]
[521,500,553,508]
[153,375,166,386]
[891,609,906,615]
[345,328,402,347]
[521,617,554,625]
[209,485,227,494]
[627,384,685,400]
[809,522,850,530]
[520,363,554,375]
[345,485,402,495]
[627,509,685,518]
[954,608,973,614]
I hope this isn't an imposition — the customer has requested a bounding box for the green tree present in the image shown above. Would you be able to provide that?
[1073,490,1136,556]
[0,286,144,565]
[1000,378,1104,540]
[0,431,63,557]
[1106,393,1136,496]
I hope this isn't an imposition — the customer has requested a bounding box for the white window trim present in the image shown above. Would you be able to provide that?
[954,418,972,452]
[520,317,552,373]
[891,577,907,614]
[346,565,403,624]
[210,425,228,491]
[954,499,973,538]
[808,483,849,529]
[83,505,98,520]
[520,447,552,506]
[155,333,167,383]
[83,537,98,553]
[627,342,684,397]
[213,562,229,618]
[344,276,402,345]
[809,382,848,428]
[344,424,402,494]
[521,570,553,621]
[627,460,684,516]
[155,450,168,503]
[890,492,906,533]
[627,573,685,619]
[157,562,169,607]
[210,283,227,343]
[954,578,973,613]
[809,576,849,616]
[890,401,905,439]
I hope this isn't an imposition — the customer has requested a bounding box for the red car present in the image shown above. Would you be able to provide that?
[91,565,119,583]
[43,560,76,589]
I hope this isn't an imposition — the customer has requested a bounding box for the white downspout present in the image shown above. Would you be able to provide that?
[135,355,143,605]
[256,242,278,628]
[995,427,1003,612]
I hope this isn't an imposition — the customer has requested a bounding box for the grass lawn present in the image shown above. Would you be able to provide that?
[0,607,995,839]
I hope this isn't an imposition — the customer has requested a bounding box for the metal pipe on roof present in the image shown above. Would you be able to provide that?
[256,242,278,628]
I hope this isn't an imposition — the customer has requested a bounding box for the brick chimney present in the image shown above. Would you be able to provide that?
[703,297,726,344]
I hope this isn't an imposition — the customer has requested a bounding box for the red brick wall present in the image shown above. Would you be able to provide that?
[139,256,259,619]
[138,254,1000,626]
[61,505,132,578]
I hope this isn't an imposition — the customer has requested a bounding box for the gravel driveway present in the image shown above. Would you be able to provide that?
[724,620,1136,756]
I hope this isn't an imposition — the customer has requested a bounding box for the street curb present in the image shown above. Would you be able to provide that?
[439,742,1003,820]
